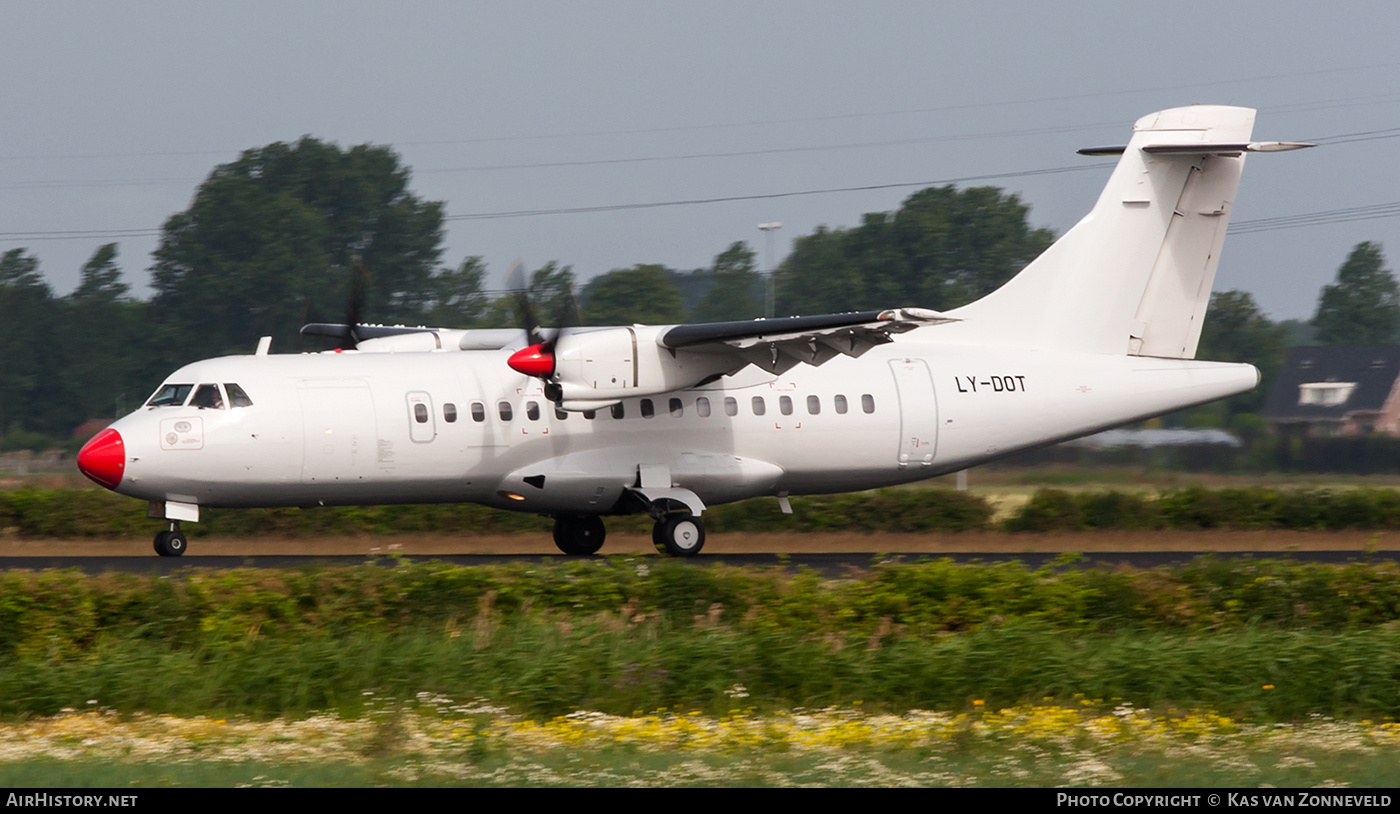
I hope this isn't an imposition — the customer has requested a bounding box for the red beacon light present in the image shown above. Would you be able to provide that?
[507,344,555,377]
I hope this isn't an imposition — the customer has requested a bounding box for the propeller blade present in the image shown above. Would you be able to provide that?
[504,257,545,346]
[343,259,371,350]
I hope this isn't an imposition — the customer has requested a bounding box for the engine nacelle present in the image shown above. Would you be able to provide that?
[550,326,738,410]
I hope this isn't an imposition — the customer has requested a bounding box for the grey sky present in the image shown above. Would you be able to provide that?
[3,1,1398,321]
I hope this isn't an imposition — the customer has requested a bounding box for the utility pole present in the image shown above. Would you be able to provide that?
[757,222,782,318]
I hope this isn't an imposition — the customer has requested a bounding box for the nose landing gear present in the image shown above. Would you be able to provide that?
[154,523,188,557]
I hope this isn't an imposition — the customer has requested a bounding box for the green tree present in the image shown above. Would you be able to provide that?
[425,256,490,327]
[529,262,580,328]
[582,264,685,326]
[775,185,1054,316]
[1197,290,1286,415]
[150,138,444,359]
[59,245,153,424]
[70,243,128,304]
[478,261,580,330]
[0,250,59,435]
[694,241,761,322]
[1311,242,1400,345]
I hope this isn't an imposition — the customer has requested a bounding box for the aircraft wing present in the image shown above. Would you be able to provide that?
[300,323,434,341]
[659,307,955,374]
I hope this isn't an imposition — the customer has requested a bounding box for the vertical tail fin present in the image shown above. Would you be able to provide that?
[943,105,1289,358]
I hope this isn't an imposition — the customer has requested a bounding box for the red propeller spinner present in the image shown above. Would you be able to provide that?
[507,344,555,378]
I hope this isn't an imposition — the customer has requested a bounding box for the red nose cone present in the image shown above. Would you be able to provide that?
[507,344,555,377]
[77,428,125,490]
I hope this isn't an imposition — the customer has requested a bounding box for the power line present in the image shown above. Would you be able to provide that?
[0,124,1114,191]
[4,60,1400,164]
[0,163,1114,241]
[441,164,1113,222]
[8,166,1400,244]
[1229,202,1400,235]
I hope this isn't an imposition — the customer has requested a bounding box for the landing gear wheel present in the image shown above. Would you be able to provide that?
[552,515,606,556]
[655,514,705,557]
[153,530,187,557]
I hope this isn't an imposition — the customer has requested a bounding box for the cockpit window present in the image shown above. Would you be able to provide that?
[224,383,253,407]
[147,384,193,407]
[190,384,225,410]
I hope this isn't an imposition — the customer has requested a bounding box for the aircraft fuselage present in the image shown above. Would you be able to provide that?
[99,338,1256,516]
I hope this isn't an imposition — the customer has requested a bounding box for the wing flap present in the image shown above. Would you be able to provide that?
[662,307,954,374]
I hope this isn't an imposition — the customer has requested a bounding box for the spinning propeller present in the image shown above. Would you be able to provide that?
[504,258,559,379]
[300,258,373,350]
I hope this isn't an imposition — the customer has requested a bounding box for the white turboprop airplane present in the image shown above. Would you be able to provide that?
[76,106,1309,557]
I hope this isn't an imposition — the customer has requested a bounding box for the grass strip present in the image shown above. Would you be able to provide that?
[0,703,1397,787]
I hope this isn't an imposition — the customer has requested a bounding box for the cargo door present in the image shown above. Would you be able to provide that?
[299,379,378,484]
[889,358,937,466]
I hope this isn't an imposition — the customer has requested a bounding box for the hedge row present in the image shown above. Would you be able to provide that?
[3,558,1400,660]
[11,486,1400,538]
[6,558,1400,719]
[1003,486,1400,532]
[0,488,992,538]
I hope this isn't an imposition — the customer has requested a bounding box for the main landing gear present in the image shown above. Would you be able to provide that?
[550,511,707,557]
[652,512,706,557]
[553,514,606,555]
[153,523,188,557]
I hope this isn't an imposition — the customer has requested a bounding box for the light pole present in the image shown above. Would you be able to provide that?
[757,222,781,318]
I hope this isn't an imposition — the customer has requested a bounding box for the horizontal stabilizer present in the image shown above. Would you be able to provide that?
[1079,141,1313,157]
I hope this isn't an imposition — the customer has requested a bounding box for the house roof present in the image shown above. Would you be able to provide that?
[1263,345,1400,421]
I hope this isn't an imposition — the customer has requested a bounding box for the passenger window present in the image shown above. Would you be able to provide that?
[696,397,711,418]
[669,398,683,417]
[807,395,821,415]
[752,396,766,416]
[471,402,486,422]
[190,384,224,410]
[224,383,254,407]
[779,395,793,416]
[862,394,875,414]
[498,401,513,421]
[611,403,625,420]
[443,403,458,423]
[555,408,568,420]
[147,383,193,407]
[724,397,738,417]
[834,394,848,414]
[414,403,429,423]
[583,410,596,420]
[526,401,541,421]
[641,399,655,419]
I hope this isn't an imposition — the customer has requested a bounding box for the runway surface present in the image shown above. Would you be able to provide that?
[6,530,1400,575]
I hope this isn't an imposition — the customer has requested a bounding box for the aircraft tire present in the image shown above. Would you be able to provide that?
[657,514,705,557]
[552,515,606,556]
[154,530,188,557]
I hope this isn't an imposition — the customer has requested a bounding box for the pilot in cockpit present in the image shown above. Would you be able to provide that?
[189,384,224,410]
